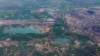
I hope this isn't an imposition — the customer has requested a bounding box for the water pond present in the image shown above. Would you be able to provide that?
[54,38,69,43]
[4,27,40,34]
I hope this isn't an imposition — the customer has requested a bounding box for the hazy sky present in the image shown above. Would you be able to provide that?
[0,0,3,2]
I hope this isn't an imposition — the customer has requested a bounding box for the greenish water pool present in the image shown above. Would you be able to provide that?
[4,27,40,34]
[54,38,69,43]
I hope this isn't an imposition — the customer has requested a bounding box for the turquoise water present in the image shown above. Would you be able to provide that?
[54,38,69,43]
[4,27,40,34]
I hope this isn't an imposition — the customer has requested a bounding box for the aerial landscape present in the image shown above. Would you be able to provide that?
[0,0,100,56]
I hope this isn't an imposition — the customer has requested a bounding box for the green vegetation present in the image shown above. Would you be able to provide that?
[0,0,99,56]
[0,25,49,41]
[10,33,49,41]
[0,8,52,19]
[52,25,64,36]
[74,45,96,56]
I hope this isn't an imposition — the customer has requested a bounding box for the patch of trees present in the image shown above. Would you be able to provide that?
[87,10,95,15]
[51,18,68,36]
[9,33,49,41]
[74,46,96,56]
[65,32,92,42]
[92,26,100,33]
[52,25,64,36]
